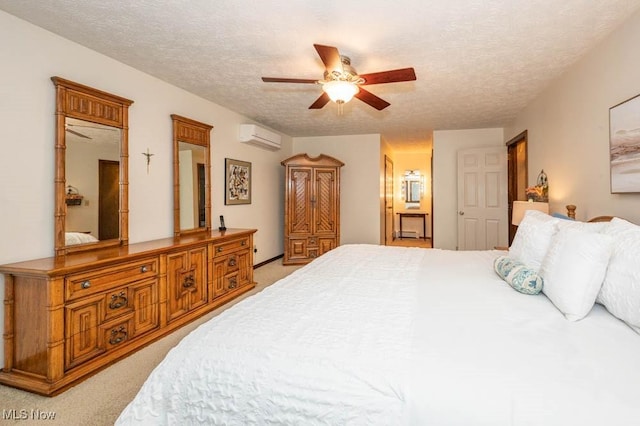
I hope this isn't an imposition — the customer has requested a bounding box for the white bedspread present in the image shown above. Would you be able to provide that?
[409,249,640,426]
[117,245,426,425]
[117,245,640,425]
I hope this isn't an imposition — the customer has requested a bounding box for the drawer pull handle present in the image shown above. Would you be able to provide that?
[183,274,195,288]
[109,292,128,310]
[81,281,91,289]
[140,265,148,273]
[228,257,237,267]
[241,240,246,246]
[109,326,127,345]
[228,277,238,289]
[217,247,223,253]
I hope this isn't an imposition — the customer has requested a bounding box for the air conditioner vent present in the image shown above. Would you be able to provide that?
[239,124,281,150]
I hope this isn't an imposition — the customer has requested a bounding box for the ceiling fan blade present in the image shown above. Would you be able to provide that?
[309,92,331,109]
[359,68,417,85]
[262,77,318,84]
[68,123,117,131]
[66,128,91,139]
[314,44,343,74]
[355,87,391,110]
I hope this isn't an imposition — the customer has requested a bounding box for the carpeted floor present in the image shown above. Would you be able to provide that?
[0,259,301,426]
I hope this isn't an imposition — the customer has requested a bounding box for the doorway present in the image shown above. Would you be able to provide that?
[506,131,528,245]
[384,155,394,245]
[387,150,433,249]
[98,160,119,240]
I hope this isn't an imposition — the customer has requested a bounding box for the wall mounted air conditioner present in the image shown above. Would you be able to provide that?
[239,124,281,150]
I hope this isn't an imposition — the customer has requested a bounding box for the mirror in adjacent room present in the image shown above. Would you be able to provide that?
[171,114,213,237]
[403,170,423,209]
[52,77,134,256]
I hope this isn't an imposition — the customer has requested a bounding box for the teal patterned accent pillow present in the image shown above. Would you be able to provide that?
[494,256,544,295]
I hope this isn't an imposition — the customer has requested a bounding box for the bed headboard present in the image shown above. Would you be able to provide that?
[565,205,614,223]
[587,215,615,223]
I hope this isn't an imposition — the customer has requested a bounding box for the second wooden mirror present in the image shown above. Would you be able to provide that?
[172,115,213,237]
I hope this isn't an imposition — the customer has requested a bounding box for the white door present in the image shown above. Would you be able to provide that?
[457,147,508,250]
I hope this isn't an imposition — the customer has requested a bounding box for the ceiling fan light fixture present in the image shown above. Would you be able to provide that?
[322,80,359,104]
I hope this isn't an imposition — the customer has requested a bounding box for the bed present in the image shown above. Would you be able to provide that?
[64,231,99,246]
[116,213,640,425]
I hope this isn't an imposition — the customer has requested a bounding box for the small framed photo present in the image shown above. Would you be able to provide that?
[610,93,640,193]
[225,158,251,205]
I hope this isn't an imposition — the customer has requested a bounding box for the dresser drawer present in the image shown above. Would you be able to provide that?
[219,253,240,275]
[103,286,133,321]
[212,237,250,257]
[66,257,158,301]
[102,316,134,351]
[214,272,242,298]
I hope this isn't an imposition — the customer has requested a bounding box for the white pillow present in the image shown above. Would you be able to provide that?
[509,210,558,272]
[597,218,640,334]
[539,227,613,321]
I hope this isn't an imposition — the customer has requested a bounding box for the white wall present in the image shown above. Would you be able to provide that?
[293,134,382,245]
[0,11,293,367]
[505,8,640,223]
[432,128,505,250]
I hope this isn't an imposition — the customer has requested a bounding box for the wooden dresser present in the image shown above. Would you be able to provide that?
[282,153,344,265]
[0,229,256,395]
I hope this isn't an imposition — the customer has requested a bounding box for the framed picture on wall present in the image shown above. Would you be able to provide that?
[225,158,252,205]
[610,93,640,193]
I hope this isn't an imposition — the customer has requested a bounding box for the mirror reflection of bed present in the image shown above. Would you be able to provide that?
[65,117,121,245]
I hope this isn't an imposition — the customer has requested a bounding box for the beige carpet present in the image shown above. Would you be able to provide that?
[0,259,301,426]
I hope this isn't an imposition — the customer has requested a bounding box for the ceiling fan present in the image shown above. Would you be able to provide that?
[262,44,416,111]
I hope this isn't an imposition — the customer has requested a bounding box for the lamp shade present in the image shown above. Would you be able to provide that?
[322,80,359,103]
[512,200,549,225]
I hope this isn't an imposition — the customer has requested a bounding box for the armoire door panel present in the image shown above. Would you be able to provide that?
[314,168,337,234]
[289,168,312,234]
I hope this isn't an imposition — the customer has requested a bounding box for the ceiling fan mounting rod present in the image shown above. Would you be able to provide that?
[321,55,364,84]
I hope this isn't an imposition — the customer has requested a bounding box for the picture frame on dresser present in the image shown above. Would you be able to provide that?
[609,92,640,193]
[225,158,252,205]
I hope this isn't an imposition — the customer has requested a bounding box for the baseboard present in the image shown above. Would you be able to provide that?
[254,254,284,269]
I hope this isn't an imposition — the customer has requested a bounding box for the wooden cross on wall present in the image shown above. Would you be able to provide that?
[142,148,154,174]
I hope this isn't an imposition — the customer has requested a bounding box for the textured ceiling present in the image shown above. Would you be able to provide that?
[2,0,640,152]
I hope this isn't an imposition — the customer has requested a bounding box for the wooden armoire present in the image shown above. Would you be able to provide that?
[282,153,344,265]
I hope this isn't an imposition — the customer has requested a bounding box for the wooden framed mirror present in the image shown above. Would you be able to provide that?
[403,170,423,209]
[52,77,133,256]
[171,114,213,237]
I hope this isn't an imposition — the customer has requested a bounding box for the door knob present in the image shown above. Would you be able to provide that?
[459,211,465,216]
